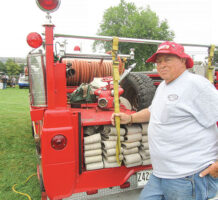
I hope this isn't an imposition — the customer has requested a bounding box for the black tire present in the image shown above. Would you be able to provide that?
[120,73,156,111]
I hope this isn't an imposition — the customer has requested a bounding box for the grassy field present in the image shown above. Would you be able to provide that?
[0,86,41,200]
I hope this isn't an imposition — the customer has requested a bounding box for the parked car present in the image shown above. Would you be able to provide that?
[18,74,29,89]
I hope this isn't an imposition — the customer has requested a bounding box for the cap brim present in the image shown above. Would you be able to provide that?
[146,50,194,68]
[146,49,173,63]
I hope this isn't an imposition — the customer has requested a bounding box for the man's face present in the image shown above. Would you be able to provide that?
[155,54,186,84]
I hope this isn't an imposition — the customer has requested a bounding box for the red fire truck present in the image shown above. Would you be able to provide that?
[27,1,218,200]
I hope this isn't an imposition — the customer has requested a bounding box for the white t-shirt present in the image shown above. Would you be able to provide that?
[148,70,218,178]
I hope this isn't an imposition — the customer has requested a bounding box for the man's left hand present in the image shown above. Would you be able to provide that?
[200,161,218,178]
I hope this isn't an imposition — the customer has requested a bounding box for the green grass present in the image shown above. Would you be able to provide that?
[0,86,41,200]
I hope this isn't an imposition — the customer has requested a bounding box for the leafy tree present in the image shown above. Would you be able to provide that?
[5,59,22,76]
[213,50,218,66]
[93,0,174,71]
[19,63,25,73]
[0,61,6,73]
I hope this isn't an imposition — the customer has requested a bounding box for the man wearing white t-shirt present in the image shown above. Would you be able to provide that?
[111,41,218,200]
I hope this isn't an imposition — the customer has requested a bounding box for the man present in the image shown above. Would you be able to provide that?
[11,76,16,88]
[1,74,7,89]
[111,41,218,200]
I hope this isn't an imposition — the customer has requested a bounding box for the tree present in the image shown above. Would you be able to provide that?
[93,0,174,71]
[5,59,22,76]
[0,61,6,73]
[19,63,25,73]
[213,50,218,66]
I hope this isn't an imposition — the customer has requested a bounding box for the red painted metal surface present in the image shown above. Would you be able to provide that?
[41,110,79,199]
[30,107,45,122]
[94,78,124,110]
[145,73,162,86]
[74,165,152,193]
[44,25,56,109]
[215,70,218,89]
[66,86,77,93]
[77,107,131,126]
[53,63,67,108]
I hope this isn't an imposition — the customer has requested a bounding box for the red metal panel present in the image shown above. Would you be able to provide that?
[215,71,218,89]
[45,25,56,109]
[74,165,152,193]
[146,73,160,78]
[44,163,76,200]
[77,107,132,126]
[54,63,67,108]
[66,86,77,93]
[30,107,45,121]
[41,109,79,199]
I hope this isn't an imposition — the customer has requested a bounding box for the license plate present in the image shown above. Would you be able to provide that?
[137,170,152,187]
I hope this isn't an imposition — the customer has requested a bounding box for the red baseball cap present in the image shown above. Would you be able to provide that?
[146,41,194,68]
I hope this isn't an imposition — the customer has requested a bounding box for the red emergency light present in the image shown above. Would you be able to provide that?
[51,135,67,150]
[74,45,81,51]
[36,0,61,13]
[26,32,43,48]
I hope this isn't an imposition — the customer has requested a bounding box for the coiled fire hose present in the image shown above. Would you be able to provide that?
[63,59,124,86]
[112,37,121,166]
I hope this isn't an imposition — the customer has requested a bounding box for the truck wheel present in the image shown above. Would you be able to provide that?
[120,73,156,111]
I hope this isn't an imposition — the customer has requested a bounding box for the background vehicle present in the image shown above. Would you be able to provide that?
[18,73,29,89]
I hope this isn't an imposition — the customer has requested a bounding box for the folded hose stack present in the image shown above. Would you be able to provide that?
[83,123,151,171]
[140,124,151,165]
[122,125,142,168]
[84,133,103,170]
[101,126,125,168]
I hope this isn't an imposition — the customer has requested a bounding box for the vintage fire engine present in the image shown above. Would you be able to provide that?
[26,1,218,200]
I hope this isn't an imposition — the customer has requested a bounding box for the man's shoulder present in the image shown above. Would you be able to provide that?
[186,71,213,88]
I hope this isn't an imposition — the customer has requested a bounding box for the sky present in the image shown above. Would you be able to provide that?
[0,0,217,61]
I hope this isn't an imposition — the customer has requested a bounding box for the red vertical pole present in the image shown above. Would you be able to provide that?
[216,71,218,89]
[44,25,55,109]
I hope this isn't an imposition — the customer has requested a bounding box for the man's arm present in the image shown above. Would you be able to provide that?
[111,108,150,126]
[131,108,150,123]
